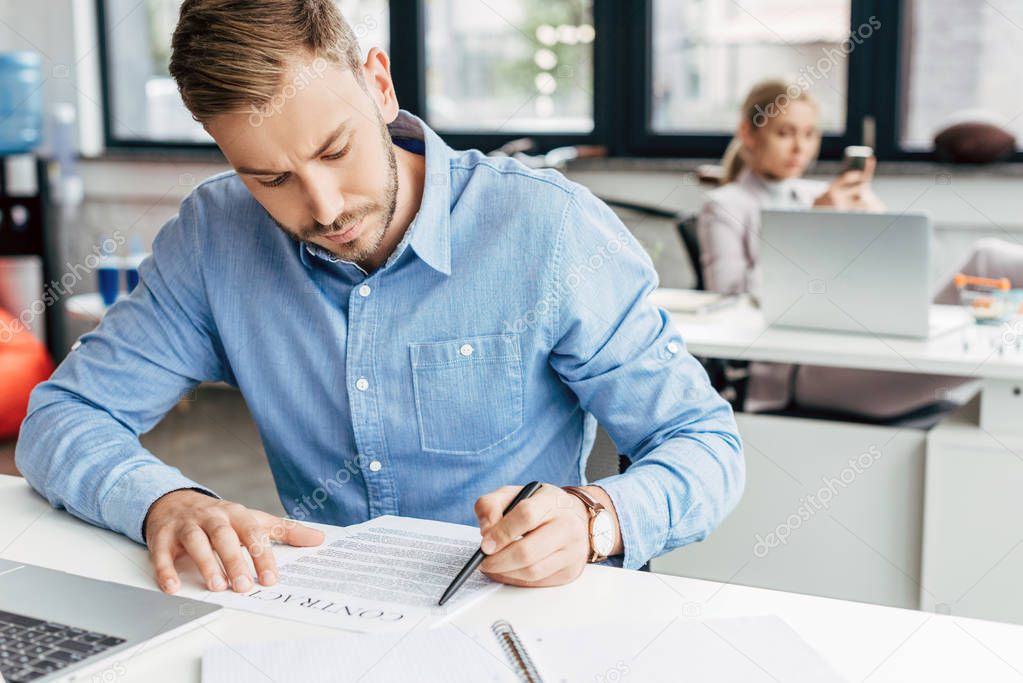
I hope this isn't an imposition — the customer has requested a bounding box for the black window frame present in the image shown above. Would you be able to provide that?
[95,0,1023,163]
[378,0,614,154]
[623,0,880,161]
[871,0,1023,163]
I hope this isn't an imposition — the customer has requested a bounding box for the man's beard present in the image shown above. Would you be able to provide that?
[272,115,400,264]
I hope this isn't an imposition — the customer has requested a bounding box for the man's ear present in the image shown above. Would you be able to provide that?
[361,47,400,124]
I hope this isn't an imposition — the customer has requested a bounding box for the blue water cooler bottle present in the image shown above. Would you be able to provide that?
[0,52,43,154]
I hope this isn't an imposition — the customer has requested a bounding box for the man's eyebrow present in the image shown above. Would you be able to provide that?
[237,121,350,176]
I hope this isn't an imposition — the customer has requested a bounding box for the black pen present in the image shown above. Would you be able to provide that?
[438,481,544,607]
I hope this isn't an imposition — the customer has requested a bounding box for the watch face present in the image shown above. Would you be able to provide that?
[592,509,614,556]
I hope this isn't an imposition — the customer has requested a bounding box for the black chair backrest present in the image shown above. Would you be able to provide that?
[674,212,703,291]
[595,196,705,292]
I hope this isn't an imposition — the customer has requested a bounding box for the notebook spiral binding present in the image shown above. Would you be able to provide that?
[491,619,545,683]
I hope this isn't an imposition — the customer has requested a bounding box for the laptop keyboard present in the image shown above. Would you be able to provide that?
[0,609,125,682]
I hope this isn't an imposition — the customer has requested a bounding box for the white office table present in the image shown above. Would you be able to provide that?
[657,296,1023,629]
[2,476,1023,682]
[65,293,111,325]
[669,300,1023,434]
[670,300,1015,376]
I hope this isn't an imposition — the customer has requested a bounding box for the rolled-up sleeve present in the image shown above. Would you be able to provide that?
[15,192,225,544]
[548,188,745,569]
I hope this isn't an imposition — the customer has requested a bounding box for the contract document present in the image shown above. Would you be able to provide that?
[178,515,501,634]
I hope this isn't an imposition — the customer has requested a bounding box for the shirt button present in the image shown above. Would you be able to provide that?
[358,284,372,297]
[369,460,382,472]
[459,343,475,357]
[666,341,680,355]
[356,378,370,391]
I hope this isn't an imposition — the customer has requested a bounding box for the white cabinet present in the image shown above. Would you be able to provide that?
[922,405,1023,624]
[652,412,927,610]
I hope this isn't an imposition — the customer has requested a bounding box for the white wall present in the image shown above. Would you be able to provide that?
[567,166,1023,293]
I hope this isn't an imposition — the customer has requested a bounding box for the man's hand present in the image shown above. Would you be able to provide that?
[473,483,622,587]
[144,489,324,594]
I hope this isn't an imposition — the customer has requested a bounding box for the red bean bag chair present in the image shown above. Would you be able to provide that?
[0,307,54,439]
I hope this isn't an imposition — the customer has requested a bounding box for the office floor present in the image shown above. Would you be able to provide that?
[0,440,14,476]
[138,386,285,515]
[0,386,284,515]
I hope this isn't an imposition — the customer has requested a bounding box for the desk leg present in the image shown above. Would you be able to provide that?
[979,379,1023,435]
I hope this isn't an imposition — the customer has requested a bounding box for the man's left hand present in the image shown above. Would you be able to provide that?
[473,483,621,587]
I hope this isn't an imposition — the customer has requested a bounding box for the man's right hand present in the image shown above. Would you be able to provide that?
[143,489,324,594]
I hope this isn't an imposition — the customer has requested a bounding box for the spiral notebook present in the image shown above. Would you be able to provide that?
[201,615,845,682]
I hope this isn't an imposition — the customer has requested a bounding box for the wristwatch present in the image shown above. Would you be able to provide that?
[562,486,615,563]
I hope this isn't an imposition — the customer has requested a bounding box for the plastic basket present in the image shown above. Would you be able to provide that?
[955,274,1023,324]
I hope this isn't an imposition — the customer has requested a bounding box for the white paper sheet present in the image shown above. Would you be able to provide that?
[649,288,741,314]
[201,615,846,682]
[178,515,501,634]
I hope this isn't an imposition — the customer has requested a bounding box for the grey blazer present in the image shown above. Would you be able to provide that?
[697,168,827,298]
[696,169,825,413]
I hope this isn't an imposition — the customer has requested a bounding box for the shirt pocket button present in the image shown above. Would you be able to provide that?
[459,344,475,357]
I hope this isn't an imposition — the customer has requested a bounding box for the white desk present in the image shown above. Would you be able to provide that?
[670,300,1017,377]
[670,300,1023,434]
[658,296,1023,628]
[3,475,1023,682]
[65,293,112,325]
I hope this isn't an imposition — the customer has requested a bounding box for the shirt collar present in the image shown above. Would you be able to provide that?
[297,110,452,276]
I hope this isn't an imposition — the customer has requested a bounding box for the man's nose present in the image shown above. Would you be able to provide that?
[306,174,344,227]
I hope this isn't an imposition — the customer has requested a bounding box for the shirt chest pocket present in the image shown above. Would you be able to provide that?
[409,333,524,455]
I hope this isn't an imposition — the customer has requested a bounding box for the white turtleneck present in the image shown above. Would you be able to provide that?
[761,176,810,209]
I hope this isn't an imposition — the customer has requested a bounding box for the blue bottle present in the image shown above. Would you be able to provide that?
[97,241,120,307]
[125,236,146,292]
[0,52,43,154]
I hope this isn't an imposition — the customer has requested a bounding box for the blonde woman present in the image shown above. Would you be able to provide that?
[698,80,1023,418]
[700,81,883,297]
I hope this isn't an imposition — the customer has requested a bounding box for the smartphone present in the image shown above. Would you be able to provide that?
[842,145,873,173]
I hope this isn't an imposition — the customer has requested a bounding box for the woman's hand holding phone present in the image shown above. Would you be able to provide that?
[813,155,884,211]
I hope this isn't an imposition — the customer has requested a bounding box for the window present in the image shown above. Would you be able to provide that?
[900,0,1023,150]
[424,0,595,133]
[99,0,389,146]
[650,0,852,135]
[96,0,1021,162]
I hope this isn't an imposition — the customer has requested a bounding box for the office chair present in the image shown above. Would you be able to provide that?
[674,212,704,292]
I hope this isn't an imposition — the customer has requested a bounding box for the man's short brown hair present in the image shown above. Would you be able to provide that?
[169,0,363,121]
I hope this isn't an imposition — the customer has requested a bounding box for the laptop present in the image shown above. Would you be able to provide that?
[760,209,970,339]
[0,559,220,683]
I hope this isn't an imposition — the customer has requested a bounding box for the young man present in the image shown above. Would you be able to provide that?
[16,0,744,595]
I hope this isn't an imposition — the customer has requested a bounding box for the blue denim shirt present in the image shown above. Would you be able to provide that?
[17,112,744,570]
